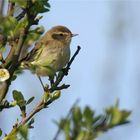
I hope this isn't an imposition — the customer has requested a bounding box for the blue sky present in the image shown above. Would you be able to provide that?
[1,0,140,140]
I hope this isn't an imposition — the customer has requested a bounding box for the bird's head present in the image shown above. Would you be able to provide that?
[46,25,78,45]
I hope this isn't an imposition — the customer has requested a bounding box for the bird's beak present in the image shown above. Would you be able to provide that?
[71,33,78,37]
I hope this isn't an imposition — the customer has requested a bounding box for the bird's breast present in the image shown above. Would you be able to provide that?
[57,45,70,70]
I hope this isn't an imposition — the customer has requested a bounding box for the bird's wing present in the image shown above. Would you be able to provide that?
[25,39,48,62]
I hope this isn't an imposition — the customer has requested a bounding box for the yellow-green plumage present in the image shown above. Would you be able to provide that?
[21,25,77,76]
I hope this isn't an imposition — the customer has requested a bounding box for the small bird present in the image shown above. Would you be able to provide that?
[21,25,78,76]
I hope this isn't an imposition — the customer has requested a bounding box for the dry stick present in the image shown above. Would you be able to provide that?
[53,99,80,140]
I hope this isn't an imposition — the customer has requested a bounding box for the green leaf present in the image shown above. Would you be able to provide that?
[14,18,28,38]
[12,90,26,107]
[0,16,18,39]
[26,97,35,105]
[72,106,82,123]
[0,128,2,137]
[52,91,61,101]
[24,26,44,46]
[28,118,35,127]
[83,106,94,125]
[11,75,17,81]
[121,110,131,121]
[63,119,71,140]
[10,0,27,8]
[18,125,28,140]
[83,106,94,119]
[76,130,86,140]
[13,90,24,101]
[2,128,18,140]
[30,0,50,14]
[106,103,131,127]
[0,47,6,53]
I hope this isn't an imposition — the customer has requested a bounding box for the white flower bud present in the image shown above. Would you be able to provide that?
[0,68,10,82]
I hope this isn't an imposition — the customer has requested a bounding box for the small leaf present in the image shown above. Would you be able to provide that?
[12,90,26,107]
[24,26,44,46]
[106,103,131,128]
[30,0,50,14]
[52,91,61,101]
[83,106,94,125]
[14,18,28,38]
[28,118,35,126]
[0,16,17,39]
[13,90,24,101]
[72,106,82,123]
[2,128,18,140]
[11,75,17,81]
[18,125,28,139]
[26,97,35,105]
[10,0,27,8]
[83,106,94,119]
[0,128,2,137]
[10,101,17,107]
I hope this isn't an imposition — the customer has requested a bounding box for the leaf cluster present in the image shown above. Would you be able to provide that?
[56,101,131,140]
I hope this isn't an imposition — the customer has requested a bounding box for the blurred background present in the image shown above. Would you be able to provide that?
[1,0,140,139]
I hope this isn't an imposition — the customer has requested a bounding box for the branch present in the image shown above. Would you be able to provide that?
[18,46,81,126]
[0,28,29,103]
[0,2,38,103]
[49,46,81,92]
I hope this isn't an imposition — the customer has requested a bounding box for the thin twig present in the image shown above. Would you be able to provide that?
[37,76,45,90]
[19,101,43,125]
[53,99,80,140]
[49,46,81,92]
[50,84,70,91]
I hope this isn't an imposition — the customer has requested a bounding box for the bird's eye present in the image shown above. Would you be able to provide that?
[59,33,63,36]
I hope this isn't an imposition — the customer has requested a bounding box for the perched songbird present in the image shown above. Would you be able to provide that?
[21,25,78,76]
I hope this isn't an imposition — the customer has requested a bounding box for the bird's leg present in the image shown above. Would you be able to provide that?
[37,76,46,91]
[49,76,54,87]
[61,67,70,76]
